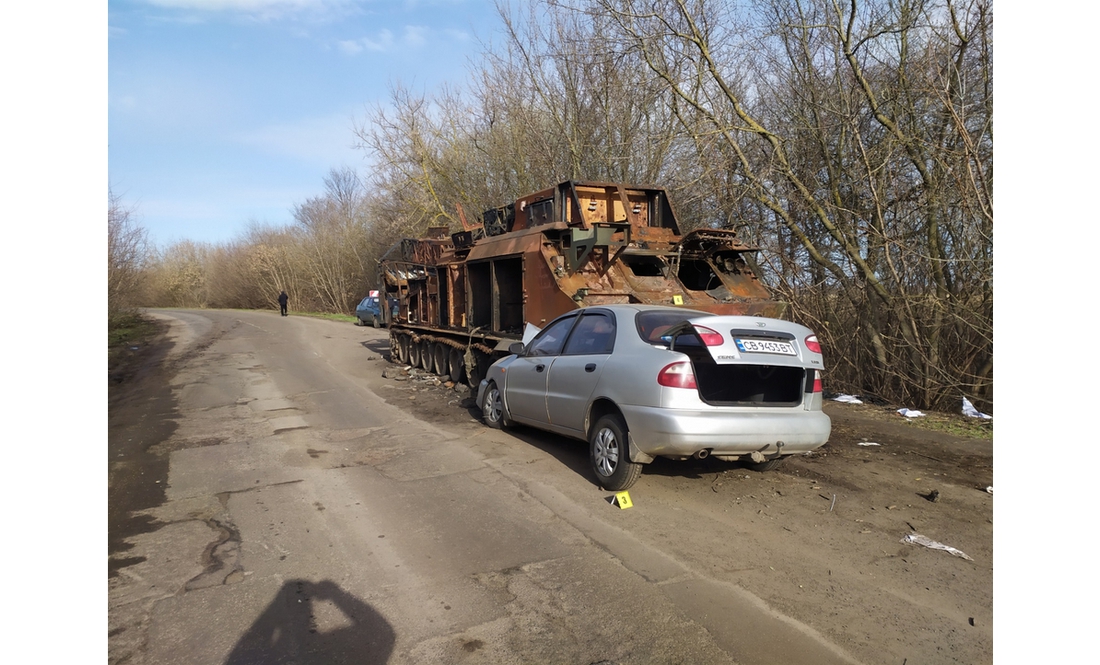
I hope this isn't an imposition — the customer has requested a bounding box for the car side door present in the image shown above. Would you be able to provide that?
[545,311,616,436]
[503,313,579,427]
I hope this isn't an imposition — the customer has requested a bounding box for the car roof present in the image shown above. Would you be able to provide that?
[575,303,713,317]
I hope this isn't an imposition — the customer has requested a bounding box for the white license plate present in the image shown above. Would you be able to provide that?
[735,338,797,355]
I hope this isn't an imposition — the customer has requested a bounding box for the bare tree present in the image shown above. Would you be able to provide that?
[108,189,150,322]
[580,0,992,409]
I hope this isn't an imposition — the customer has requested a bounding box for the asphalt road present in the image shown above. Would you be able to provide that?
[108,308,870,665]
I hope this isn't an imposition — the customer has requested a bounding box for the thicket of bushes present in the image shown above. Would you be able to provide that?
[113,0,992,412]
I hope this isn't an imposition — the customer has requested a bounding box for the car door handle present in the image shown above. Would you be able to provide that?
[585,363,597,372]
[535,364,545,372]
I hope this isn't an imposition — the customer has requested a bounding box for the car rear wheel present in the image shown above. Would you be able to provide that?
[372,314,380,329]
[590,414,641,491]
[747,456,787,472]
[481,381,507,429]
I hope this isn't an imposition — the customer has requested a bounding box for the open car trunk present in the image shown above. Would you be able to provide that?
[666,318,819,407]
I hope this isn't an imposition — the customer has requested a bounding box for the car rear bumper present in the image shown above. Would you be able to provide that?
[620,404,831,457]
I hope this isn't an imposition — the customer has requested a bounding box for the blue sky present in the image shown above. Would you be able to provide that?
[109,0,502,248]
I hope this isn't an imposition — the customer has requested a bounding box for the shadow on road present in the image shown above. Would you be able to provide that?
[359,339,392,357]
[225,579,395,665]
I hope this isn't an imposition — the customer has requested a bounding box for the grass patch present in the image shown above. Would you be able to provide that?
[108,312,160,349]
[907,413,993,440]
[292,311,358,323]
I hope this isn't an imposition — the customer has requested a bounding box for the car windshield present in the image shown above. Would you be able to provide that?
[635,309,712,345]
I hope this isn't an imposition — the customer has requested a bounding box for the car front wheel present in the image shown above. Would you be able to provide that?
[482,381,507,429]
[590,414,641,491]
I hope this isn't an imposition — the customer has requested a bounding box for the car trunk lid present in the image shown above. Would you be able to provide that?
[663,316,823,407]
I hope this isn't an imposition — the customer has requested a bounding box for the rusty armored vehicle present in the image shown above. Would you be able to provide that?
[378,180,784,387]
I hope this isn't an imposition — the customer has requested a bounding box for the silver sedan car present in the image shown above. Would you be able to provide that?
[476,304,831,490]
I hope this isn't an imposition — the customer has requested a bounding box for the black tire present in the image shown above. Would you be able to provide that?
[481,381,506,429]
[467,351,489,388]
[419,340,434,371]
[372,315,380,329]
[432,343,448,376]
[448,348,465,384]
[590,414,642,491]
[747,456,787,472]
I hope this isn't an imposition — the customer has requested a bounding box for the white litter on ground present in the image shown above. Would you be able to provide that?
[832,394,863,404]
[897,408,926,418]
[962,397,992,420]
[901,533,974,561]
[856,442,881,447]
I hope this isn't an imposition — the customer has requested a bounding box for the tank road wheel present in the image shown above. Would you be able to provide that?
[590,414,642,491]
[447,348,466,384]
[418,340,434,371]
[390,333,400,362]
[407,338,421,368]
[467,351,490,388]
[481,381,508,429]
[398,335,410,364]
[432,343,448,377]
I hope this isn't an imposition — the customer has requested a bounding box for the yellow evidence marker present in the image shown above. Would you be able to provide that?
[614,491,633,509]
[671,295,684,305]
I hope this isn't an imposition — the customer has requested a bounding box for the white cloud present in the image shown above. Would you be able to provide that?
[336,39,364,55]
[144,0,342,11]
[139,0,360,21]
[403,25,427,47]
[233,112,362,167]
[335,24,467,56]
[335,28,395,54]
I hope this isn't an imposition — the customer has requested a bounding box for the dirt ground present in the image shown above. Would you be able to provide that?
[109,319,993,663]
[384,363,994,664]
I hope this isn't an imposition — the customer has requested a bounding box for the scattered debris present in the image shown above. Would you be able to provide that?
[962,397,992,420]
[901,533,973,561]
[985,486,993,495]
[897,408,926,418]
[832,394,864,404]
[857,442,881,447]
[923,489,940,503]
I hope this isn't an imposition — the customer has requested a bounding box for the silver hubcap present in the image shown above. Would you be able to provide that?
[485,388,502,423]
[593,427,619,477]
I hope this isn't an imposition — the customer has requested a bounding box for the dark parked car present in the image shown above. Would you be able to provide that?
[355,293,398,328]
[476,304,831,490]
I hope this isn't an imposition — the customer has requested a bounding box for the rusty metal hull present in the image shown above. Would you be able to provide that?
[379,181,786,385]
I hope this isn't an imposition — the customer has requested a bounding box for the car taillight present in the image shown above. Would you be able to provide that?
[804,334,821,354]
[812,370,823,393]
[657,361,697,389]
[694,326,724,346]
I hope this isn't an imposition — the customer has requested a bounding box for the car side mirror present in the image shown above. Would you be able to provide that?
[509,341,525,356]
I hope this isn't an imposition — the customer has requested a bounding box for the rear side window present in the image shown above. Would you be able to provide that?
[635,309,712,345]
[562,313,616,355]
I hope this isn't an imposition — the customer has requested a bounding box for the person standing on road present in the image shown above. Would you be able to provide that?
[278,290,289,317]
